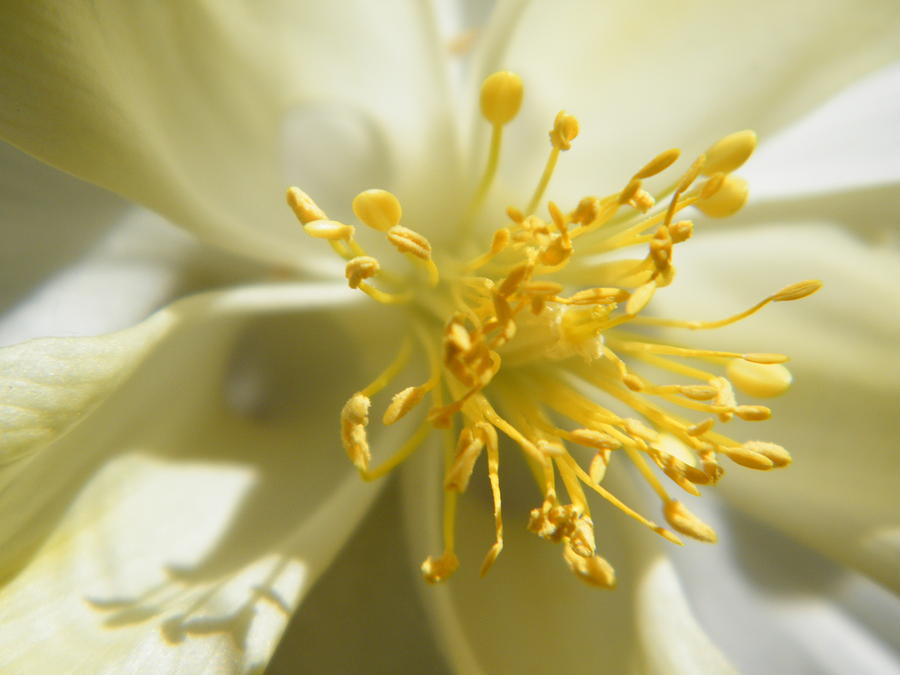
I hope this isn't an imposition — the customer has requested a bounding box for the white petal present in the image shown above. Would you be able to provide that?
[0,141,129,315]
[474,0,900,205]
[0,2,459,268]
[0,283,383,672]
[746,61,900,200]
[402,447,735,674]
[669,499,900,675]
[657,222,900,591]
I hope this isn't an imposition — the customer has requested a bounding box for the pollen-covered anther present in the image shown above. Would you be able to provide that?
[664,500,717,543]
[667,220,693,243]
[383,385,428,425]
[687,418,715,437]
[340,393,371,471]
[536,440,566,457]
[743,441,792,467]
[497,260,534,297]
[445,427,486,492]
[625,281,656,316]
[695,175,749,218]
[387,225,432,260]
[286,186,327,224]
[571,196,601,225]
[623,374,644,391]
[302,219,355,241]
[549,111,579,150]
[772,279,824,302]
[352,189,403,232]
[624,418,659,443]
[734,404,772,421]
[629,188,656,212]
[480,70,524,126]
[702,130,757,175]
[677,385,719,401]
[345,256,380,289]
[570,428,621,451]
[421,552,460,584]
[564,545,616,589]
[727,359,792,398]
[650,226,673,269]
[720,444,775,470]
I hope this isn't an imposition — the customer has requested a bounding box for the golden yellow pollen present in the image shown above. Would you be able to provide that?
[288,69,817,590]
[480,71,524,126]
[345,256,380,289]
[302,219,355,241]
[352,188,403,232]
[550,111,579,150]
[727,359,793,398]
[702,129,757,175]
[286,186,326,223]
[695,175,749,218]
[664,500,717,543]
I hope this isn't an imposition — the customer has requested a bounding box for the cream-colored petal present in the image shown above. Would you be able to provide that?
[0,283,383,673]
[0,2,459,268]
[270,483,450,673]
[656,222,900,591]
[472,0,900,208]
[0,141,129,314]
[0,282,355,474]
[746,61,900,200]
[669,499,900,674]
[402,447,735,674]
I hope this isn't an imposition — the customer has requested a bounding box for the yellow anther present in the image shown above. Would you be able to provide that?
[569,429,620,450]
[624,418,659,443]
[589,450,611,483]
[687,418,715,437]
[619,179,643,205]
[572,196,601,225]
[677,154,706,193]
[743,441,792,468]
[286,186,327,224]
[480,71,524,126]
[727,359,792,398]
[340,394,371,471]
[625,280,656,316]
[623,374,644,391]
[734,404,772,421]
[664,500,717,543]
[678,385,718,401]
[506,207,525,224]
[345,256,380,289]
[383,385,428,425]
[742,352,789,365]
[497,261,533,297]
[695,175,748,218]
[772,279,823,302]
[303,219,355,241]
[421,552,460,583]
[549,111,580,150]
[564,545,616,589]
[702,130,757,175]
[491,228,512,253]
[721,445,775,470]
[537,440,566,456]
[629,188,656,212]
[445,427,485,492]
[539,236,573,266]
[668,219,693,243]
[561,288,629,305]
[701,172,726,199]
[634,148,681,179]
[352,189,403,232]
[387,225,432,260]
[523,280,565,296]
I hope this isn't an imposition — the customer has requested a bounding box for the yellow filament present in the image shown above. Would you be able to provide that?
[357,282,413,305]
[526,145,561,216]
[361,419,433,481]
[360,338,412,397]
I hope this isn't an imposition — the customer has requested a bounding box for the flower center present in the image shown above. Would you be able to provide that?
[286,71,821,588]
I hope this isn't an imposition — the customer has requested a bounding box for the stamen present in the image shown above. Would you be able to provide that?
[525,111,579,215]
[286,70,815,591]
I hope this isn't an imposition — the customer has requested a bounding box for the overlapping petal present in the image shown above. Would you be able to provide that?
[470,0,900,208]
[0,1,460,269]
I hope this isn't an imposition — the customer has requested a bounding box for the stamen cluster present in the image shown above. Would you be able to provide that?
[287,71,821,587]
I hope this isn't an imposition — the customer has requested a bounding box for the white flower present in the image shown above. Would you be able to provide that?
[1,1,899,674]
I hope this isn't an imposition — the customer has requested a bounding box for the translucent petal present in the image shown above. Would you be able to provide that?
[0,283,382,672]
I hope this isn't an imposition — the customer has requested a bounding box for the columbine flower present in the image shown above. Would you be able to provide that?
[1,2,899,674]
